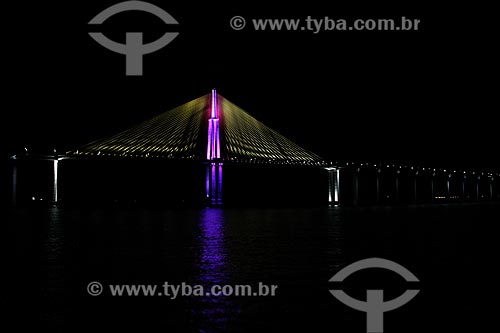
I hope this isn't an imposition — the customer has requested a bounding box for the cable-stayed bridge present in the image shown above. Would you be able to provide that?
[64,89,329,205]
[9,90,499,206]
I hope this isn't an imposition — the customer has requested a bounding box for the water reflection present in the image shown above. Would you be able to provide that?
[326,207,346,271]
[11,165,17,207]
[191,208,237,332]
[41,207,67,326]
[198,208,228,284]
[13,203,494,332]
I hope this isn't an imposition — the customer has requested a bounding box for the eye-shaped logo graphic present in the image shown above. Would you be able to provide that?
[89,1,179,76]
[329,258,420,333]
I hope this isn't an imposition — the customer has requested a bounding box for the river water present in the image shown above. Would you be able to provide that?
[11,203,497,332]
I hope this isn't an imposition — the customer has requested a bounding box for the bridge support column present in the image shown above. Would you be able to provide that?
[376,169,381,204]
[476,176,480,200]
[431,173,435,202]
[326,168,340,206]
[206,163,223,205]
[490,177,494,200]
[353,169,359,205]
[395,169,400,202]
[52,159,59,204]
[447,174,451,199]
[462,176,466,201]
[412,171,418,203]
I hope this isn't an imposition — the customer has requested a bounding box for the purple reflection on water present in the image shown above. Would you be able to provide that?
[191,208,237,331]
[198,208,228,284]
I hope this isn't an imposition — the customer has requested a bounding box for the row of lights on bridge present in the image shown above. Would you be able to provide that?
[15,149,500,178]
[342,162,498,178]
[69,151,334,166]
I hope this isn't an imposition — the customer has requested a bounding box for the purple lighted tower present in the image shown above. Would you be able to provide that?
[206,89,222,204]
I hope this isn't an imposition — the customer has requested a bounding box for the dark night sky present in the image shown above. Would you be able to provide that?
[2,1,496,169]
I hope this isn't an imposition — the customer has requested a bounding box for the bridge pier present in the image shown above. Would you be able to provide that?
[476,175,480,200]
[412,171,418,203]
[395,169,400,202]
[431,173,435,202]
[206,162,223,205]
[52,159,59,204]
[353,169,359,205]
[490,181,494,200]
[326,168,340,206]
[490,176,495,200]
[376,169,381,204]
[446,174,451,200]
[462,175,466,201]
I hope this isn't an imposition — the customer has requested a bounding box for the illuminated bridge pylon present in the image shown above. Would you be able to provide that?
[206,89,222,205]
[67,90,328,205]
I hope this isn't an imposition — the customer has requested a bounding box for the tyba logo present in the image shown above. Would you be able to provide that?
[88,1,179,76]
[329,258,420,333]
